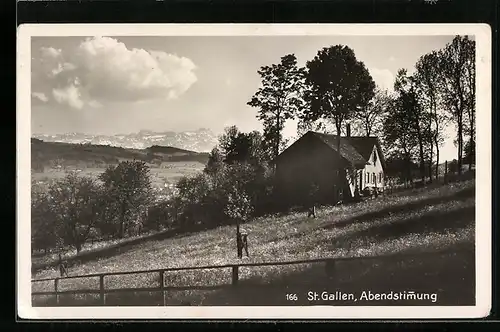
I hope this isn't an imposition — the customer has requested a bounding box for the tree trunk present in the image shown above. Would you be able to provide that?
[457,111,463,176]
[435,139,440,181]
[275,109,281,159]
[415,120,425,183]
[406,157,412,187]
[428,142,433,183]
[428,121,434,183]
[335,121,342,203]
[468,111,475,170]
[433,101,440,181]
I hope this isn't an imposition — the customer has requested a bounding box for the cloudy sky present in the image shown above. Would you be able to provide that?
[31,34,459,159]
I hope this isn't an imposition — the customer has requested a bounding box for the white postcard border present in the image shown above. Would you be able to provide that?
[17,23,492,320]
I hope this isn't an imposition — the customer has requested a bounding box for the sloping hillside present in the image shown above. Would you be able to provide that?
[32,179,475,306]
[31,138,210,169]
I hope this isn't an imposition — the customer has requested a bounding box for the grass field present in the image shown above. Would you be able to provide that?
[32,179,475,306]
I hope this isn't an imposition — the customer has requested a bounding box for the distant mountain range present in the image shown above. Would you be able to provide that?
[32,128,219,153]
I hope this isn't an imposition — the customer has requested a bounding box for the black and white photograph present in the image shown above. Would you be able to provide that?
[17,24,491,319]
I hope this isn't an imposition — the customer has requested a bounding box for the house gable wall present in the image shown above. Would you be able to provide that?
[361,145,385,190]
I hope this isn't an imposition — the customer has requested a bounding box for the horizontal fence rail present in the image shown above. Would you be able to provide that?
[31,247,472,306]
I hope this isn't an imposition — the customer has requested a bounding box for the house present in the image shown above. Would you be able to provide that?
[273,127,386,207]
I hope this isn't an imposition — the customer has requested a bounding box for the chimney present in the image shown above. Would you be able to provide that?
[346,123,351,137]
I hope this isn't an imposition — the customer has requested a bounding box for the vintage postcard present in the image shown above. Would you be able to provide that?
[17,23,492,319]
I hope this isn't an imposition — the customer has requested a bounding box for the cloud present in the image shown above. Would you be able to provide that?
[52,84,84,109]
[32,37,198,109]
[31,92,48,103]
[40,47,62,59]
[369,67,395,92]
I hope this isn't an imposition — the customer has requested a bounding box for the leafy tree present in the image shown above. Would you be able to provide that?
[218,126,240,162]
[94,189,120,239]
[177,126,276,229]
[175,173,212,229]
[217,126,270,166]
[224,186,253,232]
[414,50,451,182]
[438,35,476,175]
[301,45,375,155]
[353,87,391,137]
[247,54,307,159]
[394,69,431,182]
[383,93,419,186]
[47,172,102,254]
[300,45,375,199]
[144,201,173,232]
[99,161,154,238]
[204,147,224,176]
[31,184,60,253]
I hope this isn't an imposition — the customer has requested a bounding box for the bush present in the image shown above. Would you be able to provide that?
[31,187,60,253]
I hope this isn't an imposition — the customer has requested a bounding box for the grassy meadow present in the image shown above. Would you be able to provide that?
[32,179,476,306]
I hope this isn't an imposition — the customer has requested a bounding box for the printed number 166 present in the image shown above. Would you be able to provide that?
[286,294,298,301]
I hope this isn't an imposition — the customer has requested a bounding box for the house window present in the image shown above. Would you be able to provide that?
[373,151,377,165]
[379,172,383,183]
[365,172,369,184]
[372,172,376,184]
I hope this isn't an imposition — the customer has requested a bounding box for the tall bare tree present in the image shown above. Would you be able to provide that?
[383,94,419,186]
[438,35,476,175]
[414,51,443,182]
[394,69,430,183]
[463,37,476,170]
[353,87,391,137]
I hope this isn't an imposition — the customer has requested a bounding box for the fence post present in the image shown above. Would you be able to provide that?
[231,266,239,286]
[54,278,59,305]
[159,270,166,306]
[325,259,336,280]
[99,275,105,306]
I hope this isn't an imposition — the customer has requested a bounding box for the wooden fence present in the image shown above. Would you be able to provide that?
[31,247,470,306]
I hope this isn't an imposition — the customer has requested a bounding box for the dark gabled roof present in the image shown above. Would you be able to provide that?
[345,136,387,170]
[343,136,378,160]
[310,132,367,168]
